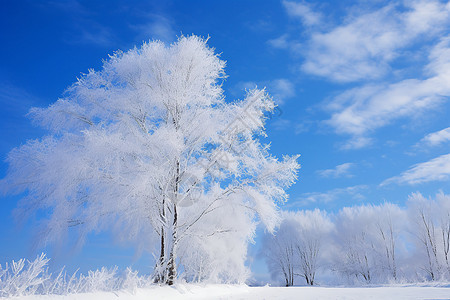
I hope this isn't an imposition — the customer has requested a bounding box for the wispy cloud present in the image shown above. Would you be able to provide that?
[0,83,42,149]
[272,0,450,150]
[418,127,450,148]
[269,79,295,105]
[317,163,355,178]
[282,1,322,27]
[381,153,450,185]
[46,0,116,47]
[69,25,115,47]
[271,119,291,131]
[296,185,368,205]
[301,1,450,82]
[130,14,176,44]
[267,34,290,50]
[294,121,311,134]
[269,119,312,134]
[0,82,40,114]
[325,37,450,149]
[45,0,88,16]
[46,2,176,47]
[247,19,274,33]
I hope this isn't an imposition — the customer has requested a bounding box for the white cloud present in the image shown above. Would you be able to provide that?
[267,34,290,49]
[271,119,291,131]
[419,127,450,147]
[0,82,39,113]
[296,185,367,205]
[301,0,450,82]
[47,0,116,47]
[269,79,295,105]
[270,119,312,134]
[272,0,450,149]
[74,26,115,47]
[294,121,311,134]
[340,136,373,150]
[282,1,322,27]
[382,153,450,185]
[317,163,354,178]
[131,14,176,44]
[325,37,450,149]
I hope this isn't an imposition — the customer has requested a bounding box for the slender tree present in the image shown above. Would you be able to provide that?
[372,203,405,281]
[263,210,332,286]
[436,192,450,276]
[263,217,296,286]
[408,193,440,281]
[1,36,300,285]
[333,203,406,284]
[408,192,450,281]
[294,210,332,285]
[334,206,376,283]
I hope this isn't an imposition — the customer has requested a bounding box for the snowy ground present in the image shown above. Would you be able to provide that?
[9,284,450,300]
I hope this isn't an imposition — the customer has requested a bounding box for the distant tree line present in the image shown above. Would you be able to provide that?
[263,192,450,286]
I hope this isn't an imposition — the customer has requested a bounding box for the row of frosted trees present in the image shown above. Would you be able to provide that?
[263,192,450,286]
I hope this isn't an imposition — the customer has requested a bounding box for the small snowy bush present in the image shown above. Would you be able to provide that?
[0,254,149,297]
[0,253,51,297]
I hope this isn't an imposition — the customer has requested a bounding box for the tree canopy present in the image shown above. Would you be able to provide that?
[1,36,300,285]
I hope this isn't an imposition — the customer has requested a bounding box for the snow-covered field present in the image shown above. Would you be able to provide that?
[9,285,450,300]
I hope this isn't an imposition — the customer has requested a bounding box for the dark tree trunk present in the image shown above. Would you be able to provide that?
[167,203,178,285]
[154,198,166,284]
[166,161,180,285]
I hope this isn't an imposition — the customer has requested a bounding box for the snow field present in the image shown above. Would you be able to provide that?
[9,284,450,300]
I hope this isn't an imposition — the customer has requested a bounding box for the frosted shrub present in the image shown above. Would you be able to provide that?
[0,255,150,297]
[122,267,148,292]
[77,267,120,293]
[0,253,51,297]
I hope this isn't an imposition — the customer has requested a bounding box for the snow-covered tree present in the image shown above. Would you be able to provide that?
[371,203,405,281]
[294,209,333,285]
[407,192,450,281]
[334,206,375,283]
[263,210,332,286]
[333,203,406,284]
[263,213,297,286]
[1,36,300,285]
[436,192,450,276]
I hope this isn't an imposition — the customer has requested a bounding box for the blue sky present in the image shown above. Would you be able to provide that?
[1,0,450,281]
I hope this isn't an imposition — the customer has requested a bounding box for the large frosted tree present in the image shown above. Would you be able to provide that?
[1,36,300,285]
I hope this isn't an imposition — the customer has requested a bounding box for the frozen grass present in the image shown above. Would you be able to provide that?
[0,254,151,298]
[1,255,449,299]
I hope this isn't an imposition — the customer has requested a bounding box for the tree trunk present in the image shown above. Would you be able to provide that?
[167,160,180,285]
[154,229,166,283]
[154,198,166,284]
[155,158,180,285]
[167,203,178,285]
